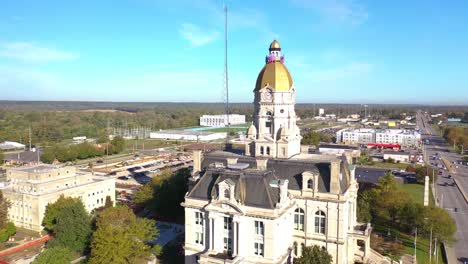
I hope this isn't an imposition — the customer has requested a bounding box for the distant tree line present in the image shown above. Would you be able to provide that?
[40,136,125,163]
[0,102,466,147]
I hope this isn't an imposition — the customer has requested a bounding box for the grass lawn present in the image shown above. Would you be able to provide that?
[373,221,444,264]
[396,183,435,206]
[207,126,249,133]
[125,138,179,149]
[368,161,409,170]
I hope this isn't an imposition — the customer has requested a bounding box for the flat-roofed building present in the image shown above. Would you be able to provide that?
[336,128,375,145]
[200,114,246,127]
[150,130,227,141]
[0,164,115,231]
[383,151,410,163]
[336,128,421,148]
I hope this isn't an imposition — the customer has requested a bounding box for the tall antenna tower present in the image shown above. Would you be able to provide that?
[223,4,231,147]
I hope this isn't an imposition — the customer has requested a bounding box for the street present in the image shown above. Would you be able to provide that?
[417,111,468,263]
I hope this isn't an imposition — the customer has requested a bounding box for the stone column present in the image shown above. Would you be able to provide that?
[208,213,215,251]
[233,216,240,256]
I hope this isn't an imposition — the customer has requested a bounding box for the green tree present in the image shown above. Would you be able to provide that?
[110,136,125,153]
[89,206,160,264]
[0,150,4,164]
[43,196,92,252]
[104,195,113,208]
[357,190,374,223]
[294,245,333,264]
[0,190,11,229]
[0,222,16,242]
[301,131,322,147]
[423,207,457,243]
[32,247,73,264]
[40,147,56,164]
[373,173,410,223]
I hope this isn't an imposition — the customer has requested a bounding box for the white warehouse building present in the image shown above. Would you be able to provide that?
[200,114,246,127]
[150,130,227,141]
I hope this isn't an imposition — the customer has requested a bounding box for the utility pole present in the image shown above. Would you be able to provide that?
[223,4,230,147]
[429,226,433,263]
[29,126,32,150]
[413,227,417,258]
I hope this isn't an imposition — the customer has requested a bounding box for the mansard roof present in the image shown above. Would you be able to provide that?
[186,151,340,209]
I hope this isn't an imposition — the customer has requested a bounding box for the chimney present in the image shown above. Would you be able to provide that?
[330,159,341,194]
[192,150,203,176]
[256,158,268,170]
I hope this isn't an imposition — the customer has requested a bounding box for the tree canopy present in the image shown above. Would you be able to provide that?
[294,245,333,264]
[32,247,73,264]
[89,206,160,264]
[42,196,92,253]
[301,131,331,147]
[133,168,190,222]
[0,190,11,229]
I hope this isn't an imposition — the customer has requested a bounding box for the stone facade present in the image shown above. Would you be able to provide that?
[1,164,115,231]
[182,41,372,264]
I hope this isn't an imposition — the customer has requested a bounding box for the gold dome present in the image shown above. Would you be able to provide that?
[255,61,293,91]
[269,40,281,50]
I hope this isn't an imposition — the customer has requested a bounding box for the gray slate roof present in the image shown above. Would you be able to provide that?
[187,151,338,209]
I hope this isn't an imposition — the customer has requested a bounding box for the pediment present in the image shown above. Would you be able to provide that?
[204,200,244,215]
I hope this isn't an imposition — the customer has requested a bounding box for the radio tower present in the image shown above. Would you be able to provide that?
[223,4,231,148]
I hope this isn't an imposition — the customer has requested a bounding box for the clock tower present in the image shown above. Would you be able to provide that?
[245,40,302,158]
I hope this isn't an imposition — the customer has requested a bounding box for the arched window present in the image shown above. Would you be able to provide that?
[266,147,270,155]
[224,189,230,199]
[260,146,264,155]
[294,208,305,231]
[314,211,326,234]
[307,179,313,189]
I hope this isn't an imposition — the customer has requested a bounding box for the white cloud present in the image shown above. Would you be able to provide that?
[179,23,220,47]
[0,42,78,62]
[291,0,368,26]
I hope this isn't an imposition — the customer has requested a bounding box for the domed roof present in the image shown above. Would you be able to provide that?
[269,40,281,50]
[255,61,293,91]
[247,124,257,137]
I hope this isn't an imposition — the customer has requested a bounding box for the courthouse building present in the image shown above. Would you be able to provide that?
[0,165,115,231]
[182,41,373,264]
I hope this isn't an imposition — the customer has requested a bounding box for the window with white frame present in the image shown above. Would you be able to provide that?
[254,242,264,256]
[314,210,326,234]
[255,221,264,236]
[195,231,204,245]
[294,208,305,231]
[223,237,232,252]
[195,212,204,225]
[224,217,232,231]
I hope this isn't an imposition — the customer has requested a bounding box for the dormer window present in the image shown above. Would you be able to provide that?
[224,189,230,199]
[307,179,313,189]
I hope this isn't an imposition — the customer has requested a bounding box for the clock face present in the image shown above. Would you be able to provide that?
[264,91,272,101]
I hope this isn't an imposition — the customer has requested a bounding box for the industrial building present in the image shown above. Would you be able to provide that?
[150,130,227,141]
[0,141,26,151]
[336,128,421,148]
[199,114,245,127]
[0,165,115,231]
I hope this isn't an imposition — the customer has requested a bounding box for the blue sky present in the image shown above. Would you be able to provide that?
[0,0,467,104]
